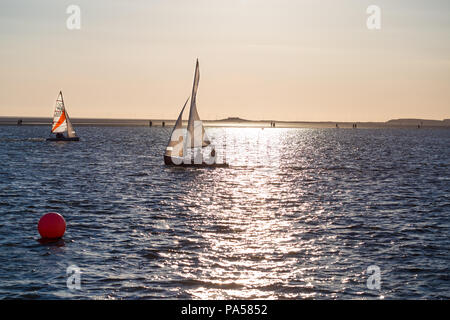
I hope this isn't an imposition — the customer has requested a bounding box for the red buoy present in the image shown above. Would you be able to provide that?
[38,212,66,239]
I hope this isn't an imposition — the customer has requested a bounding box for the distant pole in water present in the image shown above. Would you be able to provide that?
[149,121,152,127]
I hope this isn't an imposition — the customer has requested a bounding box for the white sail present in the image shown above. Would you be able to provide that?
[51,91,68,134]
[187,59,210,148]
[165,97,189,158]
[65,108,77,138]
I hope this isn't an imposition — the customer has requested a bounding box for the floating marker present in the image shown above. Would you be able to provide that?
[38,212,66,239]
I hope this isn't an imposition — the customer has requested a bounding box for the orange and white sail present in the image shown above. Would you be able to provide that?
[51,91,77,137]
[51,92,67,133]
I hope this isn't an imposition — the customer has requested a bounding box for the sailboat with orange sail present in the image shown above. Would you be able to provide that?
[46,91,80,141]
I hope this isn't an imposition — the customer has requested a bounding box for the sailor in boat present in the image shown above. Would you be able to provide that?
[55,133,65,139]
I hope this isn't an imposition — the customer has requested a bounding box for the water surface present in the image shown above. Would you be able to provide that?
[0,126,449,299]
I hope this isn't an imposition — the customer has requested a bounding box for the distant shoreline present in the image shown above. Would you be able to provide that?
[1,116,449,129]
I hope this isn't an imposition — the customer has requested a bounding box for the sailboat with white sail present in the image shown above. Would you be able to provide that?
[46,91,80,141]
[164,59,227,167]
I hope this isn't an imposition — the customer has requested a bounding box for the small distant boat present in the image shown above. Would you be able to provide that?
[164,59,227,167]
[46,91,80,141]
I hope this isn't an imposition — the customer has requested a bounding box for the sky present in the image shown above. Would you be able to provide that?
[0,0,449,121]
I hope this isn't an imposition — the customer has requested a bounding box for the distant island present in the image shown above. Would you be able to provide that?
[214,117,251,122]
[0,116,449,129]
[386,118,450,126]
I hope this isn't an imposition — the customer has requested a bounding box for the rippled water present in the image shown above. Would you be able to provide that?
[0,125,449,299]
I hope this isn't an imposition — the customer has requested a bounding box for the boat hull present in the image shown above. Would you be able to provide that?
[164,155,228,167]
[46,137,80,142]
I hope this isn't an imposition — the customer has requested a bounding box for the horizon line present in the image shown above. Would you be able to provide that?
[1,115,449,124]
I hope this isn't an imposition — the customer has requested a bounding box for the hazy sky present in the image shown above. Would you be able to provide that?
[0,0,449,121]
